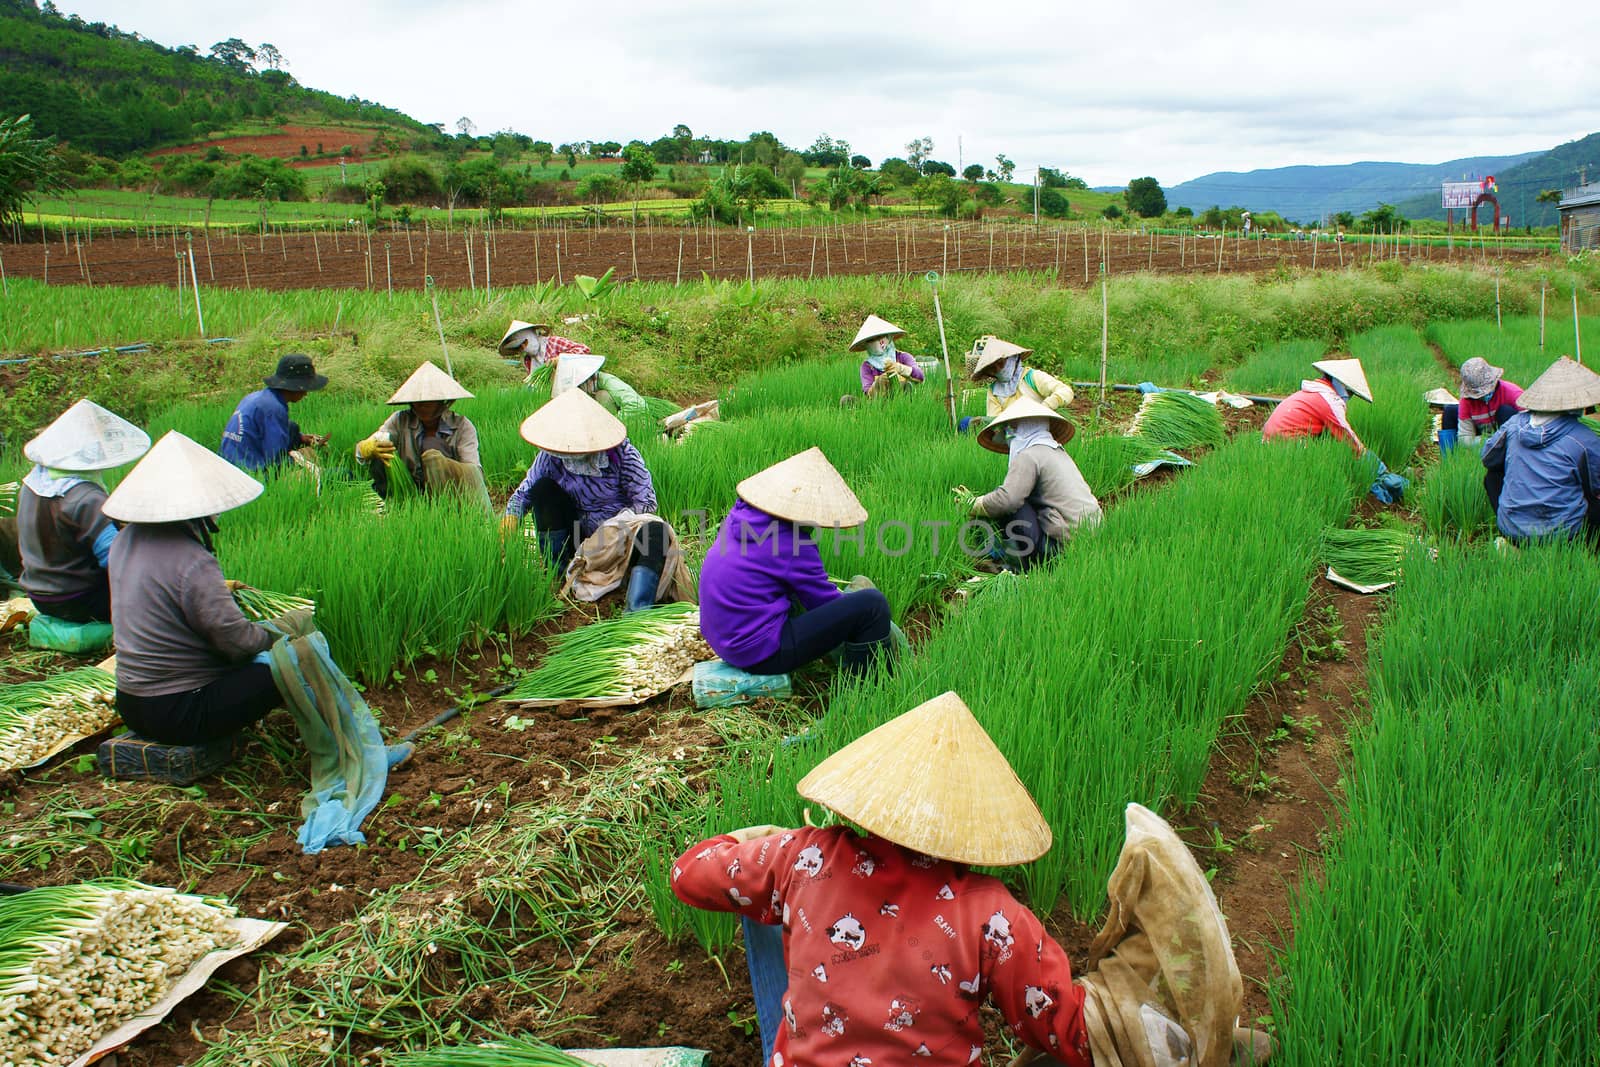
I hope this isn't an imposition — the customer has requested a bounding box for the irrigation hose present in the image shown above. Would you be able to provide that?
[399,683,516,743]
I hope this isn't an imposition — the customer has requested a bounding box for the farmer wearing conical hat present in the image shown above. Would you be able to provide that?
[850,315,925,397]
[355,361,489,510]
[220,354,329,472]
[670,691,1273,1067]
[502,390,686,612]
[15,399,151,623]
[552,353,650,420]
[499,320,591,377]
[1482,356,1600,544]
[956,399,1100,570]
[698,448,895,677]
[969,335,1075,417]
[1260,357,1372,454]
[104,433,301,745]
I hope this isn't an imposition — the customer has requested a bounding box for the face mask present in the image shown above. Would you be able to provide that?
[865,336,895,370]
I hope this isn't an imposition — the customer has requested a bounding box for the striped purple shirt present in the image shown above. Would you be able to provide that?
[504,441,657,539]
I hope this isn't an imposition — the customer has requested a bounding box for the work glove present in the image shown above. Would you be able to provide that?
[356,434,396,462]
[726,824,785,844]
[274,605,317,638]
[499,514,522,537]
[300,433,328,448]
[223,578,247,592]
[844,574,877,593]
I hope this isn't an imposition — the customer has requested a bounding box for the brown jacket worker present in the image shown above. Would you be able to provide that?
[106,432,299,746]
[959,399,1102,570]
[354,361,490,509]
[220,353,329,471]
[16,399,150,623]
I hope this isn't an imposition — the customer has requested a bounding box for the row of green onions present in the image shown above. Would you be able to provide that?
[0,665,117,772]
[1128,391,1226,452]
[0,482,15,516]
[232,585,316,624]
[504,603,707,703]
[0,879,239,1066]
[392,1036,597,1067]
[1322,527,1414,588]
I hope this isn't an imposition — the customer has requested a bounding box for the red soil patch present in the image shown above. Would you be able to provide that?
[147,125,388,165]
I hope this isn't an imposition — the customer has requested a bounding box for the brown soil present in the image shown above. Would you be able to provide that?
[2,224,1544,293]
[147,125,388,165]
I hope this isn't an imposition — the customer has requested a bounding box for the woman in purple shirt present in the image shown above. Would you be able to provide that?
[850,314,925,396]
[699,447,894,677]
[502,390,670,611]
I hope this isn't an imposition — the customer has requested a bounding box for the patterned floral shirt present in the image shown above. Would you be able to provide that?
[672,825,1090,1067]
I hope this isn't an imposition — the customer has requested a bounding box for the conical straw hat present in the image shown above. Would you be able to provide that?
[552,354,606,397]
[519,388,626,454]
[101,431,263,523]
[969,335,1033,379]
[736,446,867,527]
[797,691,1051,866]
[23,398,151,472]
[1517,356,1600,412]
[848,314,906,352]
[1312,358,1372,402]
[498,320,548,353]
[388,361,474,405]
[977,396,1076,453]
[1422,387,1458,407]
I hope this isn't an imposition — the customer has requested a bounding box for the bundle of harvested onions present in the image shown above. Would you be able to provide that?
[0,666,117,771]
[504,603,709,704]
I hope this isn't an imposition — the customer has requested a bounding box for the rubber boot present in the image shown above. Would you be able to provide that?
[1437,428,1457,454]
[839,636,896,677]
[625,565,661,612]
[537,527,572,568]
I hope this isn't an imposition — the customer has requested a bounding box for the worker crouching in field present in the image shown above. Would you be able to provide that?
[499,319,591,377]
[503,390,687,612]
[1442,356,1524,451]
[958,398,1101,571]
[1260,357,1372,453]
[16,399,150,624]
[967,334,1075,430]
[1482,356,1600,545]
[851,314,925,398]
[354,361,491,512]
[670,691,1273,1067]
[553,354,650,420]
[220,354,329,472]
[698,447,895,677]
[104,432,299,745]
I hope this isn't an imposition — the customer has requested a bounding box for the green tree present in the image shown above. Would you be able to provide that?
[1357,202,1404,233]
[879,157,919,186]
[1102,203,1123,220]
[208,38,256,72]
[993,154,1015,182]
[1201,205,1225,228]
[1125,176,1166,217]
[849,154,870,169]
[532,140,553,168]
[0,114,69,230]
[620,144,656,223]
[1038,187,1070,218]
[256,42,284,70]
[1535,188,1562,205]
[1332,210,1355,231]
[905,136,934,169]
[778,151,807,190]
[962,164,985,182]
[921,159,955,177]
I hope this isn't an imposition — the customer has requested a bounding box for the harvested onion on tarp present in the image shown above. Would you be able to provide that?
[504,603,709,703]
[0,666,117,771]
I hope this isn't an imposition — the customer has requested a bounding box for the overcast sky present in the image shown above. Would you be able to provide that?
[59,1,1600,187]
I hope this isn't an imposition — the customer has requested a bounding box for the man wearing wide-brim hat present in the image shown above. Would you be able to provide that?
[354,361,490,510]
[670,691,1272,1067]
[1260,357,1372,454]
[220,353,329,472]
[955,398,1101,570]
[698,447,895,677]
[104,432,298,745]
[499,319,592,378]
[503,390,688,612]
[850,314,925,397]
[1482,355,1600,544]
[15,398,151,623]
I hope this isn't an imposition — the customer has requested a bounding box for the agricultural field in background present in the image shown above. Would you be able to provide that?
[2,258,1597,1063]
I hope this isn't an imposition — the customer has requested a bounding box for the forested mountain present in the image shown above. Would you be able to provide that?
[1392,132,1600,228]
[0,0,433,156]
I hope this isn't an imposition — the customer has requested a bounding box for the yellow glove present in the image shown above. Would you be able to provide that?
[223,578,247,592]
[499,514,521,537]
[726,824,785,844]
[356,434,396,462]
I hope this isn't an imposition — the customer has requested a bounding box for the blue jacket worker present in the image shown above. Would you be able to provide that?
[220,354,328,471]
[1482,356,1600,545]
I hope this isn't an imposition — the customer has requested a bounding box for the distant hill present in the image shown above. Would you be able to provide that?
[1167,152,1542,224]
[1393,132,1600,227]
[0,0,434,156]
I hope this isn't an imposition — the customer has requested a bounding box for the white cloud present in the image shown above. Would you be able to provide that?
[58,0,1600,186]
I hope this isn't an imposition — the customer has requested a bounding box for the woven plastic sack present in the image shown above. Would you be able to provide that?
[1076,803,1243,1067]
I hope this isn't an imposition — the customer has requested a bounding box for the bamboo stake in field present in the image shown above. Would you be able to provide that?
[942,225,949,276]
[1100,267,1110,413]
[1575,289,1583,365]
[427,277,452,376]
[406,226,414,265]
[809,234,818,278]
[1495,271,1501,329]
[927,271,957,431]
[176,252,183,313]
[484,236,491,302]
[465,230,476,292]
[1540,282,1547,350]
[675,236,683,286]
[42,248,47,285]
[746,226,754,284]
[555,237,562,285]
[0,249,7,297]
[1312,233,1318,270]
[187,239,205,338]
[386,244,394,298]
[239,249,249,288]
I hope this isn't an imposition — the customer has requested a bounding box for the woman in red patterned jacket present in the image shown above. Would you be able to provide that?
[671,692,1271,1067]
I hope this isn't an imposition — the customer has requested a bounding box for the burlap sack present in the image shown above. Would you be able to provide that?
[1075,803,1243,1067]
[420,449,492,513]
